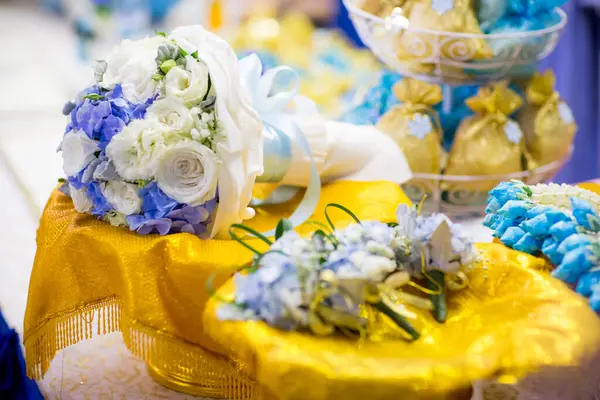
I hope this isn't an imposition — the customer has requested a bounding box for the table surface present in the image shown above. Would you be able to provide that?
[0,3,495,399]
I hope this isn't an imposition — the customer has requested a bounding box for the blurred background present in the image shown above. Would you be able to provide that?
[0,0,599,338]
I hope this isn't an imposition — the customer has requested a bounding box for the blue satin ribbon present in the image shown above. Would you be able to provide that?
[238,54,322,235]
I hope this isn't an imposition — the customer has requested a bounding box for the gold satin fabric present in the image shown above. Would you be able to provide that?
[23,181,410,387]
[204,243,600,400]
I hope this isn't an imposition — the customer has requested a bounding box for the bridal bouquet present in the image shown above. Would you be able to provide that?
[60,26,264,238]
[485,181,600,310]
[59,25,411,239]
[218,203,477,339]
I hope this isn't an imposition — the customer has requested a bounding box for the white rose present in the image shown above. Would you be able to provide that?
[70,186,93,213]
[61,130,100,176]
[106,119,169,181]
[102,181,142,215]
[146,97,195,135]
[156,140,219,206]
[100,36,166,103]
[164,57,210,106]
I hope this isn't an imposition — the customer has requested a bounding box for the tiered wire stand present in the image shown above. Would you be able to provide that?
[344,0,569,217]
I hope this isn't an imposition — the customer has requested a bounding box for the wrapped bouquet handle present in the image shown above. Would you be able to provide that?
[239,54,322,235]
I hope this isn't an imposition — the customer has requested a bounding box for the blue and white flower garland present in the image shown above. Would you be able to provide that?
[484,181,600,310]
[217,203,478,339]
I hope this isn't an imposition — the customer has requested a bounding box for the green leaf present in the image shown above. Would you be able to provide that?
[179,46,188,57]
[275,219,293,240]
[155,31,167,37]
[135,179,150,188]
[83,94,105,101]
[152,73,164,81]
[190,50,199,59]
[58,177,66,183]
[160,59,177,74]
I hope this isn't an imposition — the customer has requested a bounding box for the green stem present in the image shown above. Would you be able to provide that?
[373,301,420,341]
[427,270,447,323]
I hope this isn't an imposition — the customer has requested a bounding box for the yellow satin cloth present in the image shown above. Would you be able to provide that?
[23,181,409,391]
[203,243,600,400]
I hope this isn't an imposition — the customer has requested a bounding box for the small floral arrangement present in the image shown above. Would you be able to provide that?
[217,203,478,339]
[59,26,263,238]
[485,181,600,310]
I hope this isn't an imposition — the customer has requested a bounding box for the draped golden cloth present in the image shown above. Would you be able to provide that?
[24,181,410,397]
[203,243,600,400]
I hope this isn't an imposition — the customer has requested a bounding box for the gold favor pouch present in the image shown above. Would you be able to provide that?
[445,82,526,191]
[398,0,492,62]
[361,0,406,16]
[519,70,577,166]
[376,79,444,174]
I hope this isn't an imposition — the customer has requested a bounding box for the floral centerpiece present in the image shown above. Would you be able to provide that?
[485,180,600,310]
[218,202,478,338]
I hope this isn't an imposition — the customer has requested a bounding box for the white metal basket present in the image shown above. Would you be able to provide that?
[343,0,567,85]
[403,149,572,218]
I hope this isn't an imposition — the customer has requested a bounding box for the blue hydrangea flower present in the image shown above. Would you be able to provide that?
[126,216,172,235]
[223,253,305,331]
[67,84,152,150]
[139,182,179,219]
[86,181,112,217]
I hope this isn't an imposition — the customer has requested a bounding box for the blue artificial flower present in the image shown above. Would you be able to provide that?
[571,198,600,232]
[589,287,600,313]
[488,181,530,207]
[556,233,593,256]
[496,200,534,220]
[575,269,600,298]
[552,246,597,284]
[512,232,542,254]
[500,226,526,248]
[541,237,564,265]
[86,181,112,217]
[484,197,502,214]
[549,220,579,242]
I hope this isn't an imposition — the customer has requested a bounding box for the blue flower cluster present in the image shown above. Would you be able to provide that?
[219,203,477,336]
[484,181,600,310]
[65,84,153,150]
[127,183,217,237]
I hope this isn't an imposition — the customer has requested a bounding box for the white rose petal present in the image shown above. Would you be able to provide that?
[100,36,167,103]
[103,181,142,215]
[156,139,219,206]
[106,119,169,181]
[146,97,195,135]
[164,57,210,106]
[70,186,93,213]
[61,130,101,176]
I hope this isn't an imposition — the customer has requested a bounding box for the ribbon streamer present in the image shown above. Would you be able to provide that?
[239,54,322,235]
